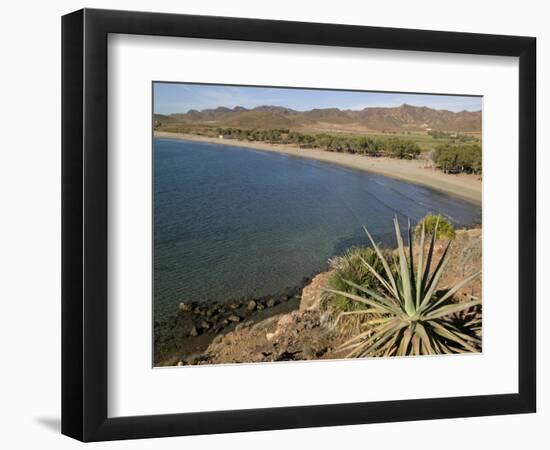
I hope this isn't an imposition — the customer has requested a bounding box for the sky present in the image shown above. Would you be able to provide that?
[153,82,482,115]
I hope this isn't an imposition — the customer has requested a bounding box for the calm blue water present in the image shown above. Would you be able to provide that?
[154,138,481,319]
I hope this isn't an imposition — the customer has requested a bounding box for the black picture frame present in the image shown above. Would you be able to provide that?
[62,8,536,442]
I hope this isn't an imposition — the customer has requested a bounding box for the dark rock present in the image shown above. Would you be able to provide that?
[275,351,301,361]
[266,298,276,308]
[315,347,328,358]
[301,344,317,359]
[212,325,224,334]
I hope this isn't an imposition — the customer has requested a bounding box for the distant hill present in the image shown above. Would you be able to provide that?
[154,104,481,133]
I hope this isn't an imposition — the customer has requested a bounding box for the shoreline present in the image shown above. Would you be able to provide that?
[154,287,305,366]
[154,131,482,205]
[155,228,482,366]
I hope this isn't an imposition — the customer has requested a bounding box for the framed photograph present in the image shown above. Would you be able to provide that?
[61,8,536,441]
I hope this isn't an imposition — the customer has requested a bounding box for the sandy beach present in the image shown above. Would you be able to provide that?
[154,131,482,205]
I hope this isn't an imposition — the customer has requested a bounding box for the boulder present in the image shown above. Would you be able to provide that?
[277,313,295,328]
[247,300,257,311]
[227,314,241,323]
[235,322,250,332]
[178,302,193,312]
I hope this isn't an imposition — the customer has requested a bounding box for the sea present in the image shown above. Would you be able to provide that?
[153,138,481,319]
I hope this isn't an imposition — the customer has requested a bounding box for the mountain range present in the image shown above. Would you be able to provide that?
[154,103,481,133]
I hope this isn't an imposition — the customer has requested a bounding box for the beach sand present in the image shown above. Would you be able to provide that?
[154,131,482,205]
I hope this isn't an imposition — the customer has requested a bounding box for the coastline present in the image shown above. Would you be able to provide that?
[155,228,482,366]
[154,131,482,205]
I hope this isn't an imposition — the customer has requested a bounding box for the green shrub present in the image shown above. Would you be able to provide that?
[322,246,394,335]
[415,213,455,240]
[433,143,482,174]
[325,246,389,314]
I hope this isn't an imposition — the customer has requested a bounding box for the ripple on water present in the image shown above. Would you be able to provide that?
[153,138,481,319]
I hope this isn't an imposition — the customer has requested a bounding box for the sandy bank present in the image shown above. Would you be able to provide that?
[154,131,482,205]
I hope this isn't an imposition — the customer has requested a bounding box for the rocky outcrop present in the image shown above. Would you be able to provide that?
[299,271,333,312]
[196,308,340,365]
[170,271,342,366]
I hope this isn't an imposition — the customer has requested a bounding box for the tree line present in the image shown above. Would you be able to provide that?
[215,127,421,159]
[428,130,479,143]
[432,143,482,174]
[155,123,482,173]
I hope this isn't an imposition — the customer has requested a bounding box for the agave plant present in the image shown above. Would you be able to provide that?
[324,217,481,357]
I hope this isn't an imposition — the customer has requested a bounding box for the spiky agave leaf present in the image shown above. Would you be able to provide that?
[394,217,415,315]
[324,217,482,357]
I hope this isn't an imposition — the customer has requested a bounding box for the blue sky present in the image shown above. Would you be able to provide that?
[154,82,482,114]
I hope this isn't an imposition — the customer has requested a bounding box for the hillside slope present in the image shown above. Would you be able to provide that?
[154,103,481,133]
